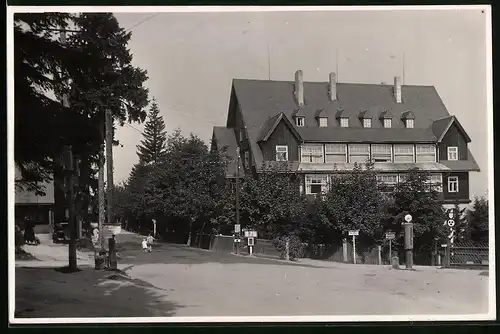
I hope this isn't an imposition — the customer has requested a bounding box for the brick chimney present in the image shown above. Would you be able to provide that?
[294,70,304,106]
[329,72,337,101]
[394,76,402,103]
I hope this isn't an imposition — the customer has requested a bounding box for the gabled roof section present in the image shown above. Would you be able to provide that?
[431,115,471,143]
[258,112,303,143]
[336,108,349,118]
[379,109,393,119]
[292,108,307,118]
[358,109,375,119]
[315,108,329,118]
[401,110,415,119]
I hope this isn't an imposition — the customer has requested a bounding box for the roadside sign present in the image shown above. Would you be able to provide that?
[385,232,396,240]
[234,224,241,233]
[244,230,258,238]
[248,237,255,246]
[404,214,412,222]
[441,244,448,248]
[348,230,359,236]
[447,220,455,227]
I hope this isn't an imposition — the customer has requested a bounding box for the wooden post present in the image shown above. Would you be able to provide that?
[285,237,290,261]
[108,235,117,270]
[352,235,356,264]
[342,238,348,262]
[377,245,382,265]
[389,239,392,263]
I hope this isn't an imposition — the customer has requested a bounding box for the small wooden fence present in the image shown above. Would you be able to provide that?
[450,241,489,267]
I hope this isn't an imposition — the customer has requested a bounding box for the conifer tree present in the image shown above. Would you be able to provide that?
[136,99,167,164]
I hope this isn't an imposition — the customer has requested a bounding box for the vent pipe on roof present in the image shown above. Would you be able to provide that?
[394,76,402,103]
[329,72,337,101]
[294,70,304,106]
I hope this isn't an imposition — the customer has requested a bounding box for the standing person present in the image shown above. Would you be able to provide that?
[147,233,154,253]
[141,237,148,253]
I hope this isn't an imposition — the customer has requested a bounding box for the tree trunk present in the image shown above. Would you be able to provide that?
[197,221,208,248]
[98,138,105,249]
[186,219,194,246]
[105,109,114,226]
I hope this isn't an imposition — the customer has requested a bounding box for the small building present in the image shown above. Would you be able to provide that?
[15,166,55,234]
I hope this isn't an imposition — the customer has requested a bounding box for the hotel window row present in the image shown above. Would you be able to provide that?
[294,143,437,163]
[275,144,460,163]
[304,173,447,195]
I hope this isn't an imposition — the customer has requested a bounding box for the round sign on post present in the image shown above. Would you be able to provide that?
[404,214,412,223]
[447,220,455,227]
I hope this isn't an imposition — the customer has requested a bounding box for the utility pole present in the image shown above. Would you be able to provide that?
[235,147,240,255]
[105,109,114,227]
[98,119,105,249]
[60,30,77,271]
[63,145,77,270]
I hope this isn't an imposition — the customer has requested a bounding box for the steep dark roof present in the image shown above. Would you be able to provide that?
[230,78,455,167]
[258,112,302,142]
[212,127,245,178]
[431,115,472,143]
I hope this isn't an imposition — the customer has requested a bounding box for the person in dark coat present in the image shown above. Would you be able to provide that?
[23,217,39,245]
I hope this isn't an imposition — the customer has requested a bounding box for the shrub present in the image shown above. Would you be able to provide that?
[272,235,304,261]
[15,224,25,249]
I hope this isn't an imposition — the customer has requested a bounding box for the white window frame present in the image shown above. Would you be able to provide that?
[300,144,324,163]
[416,144,437,163]
[405,119,414,128]
[275,145,288,162]
[377,174,398,192]
[393,144,415,163]
[427,173,443,192]
[383,118,392,128]
[319,117,328,127]
[296,117,305,127]
[325,144,347,163]
[340,117,349,128]
[371,144,392,162]
[363,118,372,128]
[448,176,459,193]
[447,146,458,161]
[348,144,370,164]
[305,174,329,195]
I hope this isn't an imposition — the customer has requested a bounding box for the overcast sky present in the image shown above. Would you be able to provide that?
[112,7,490,200]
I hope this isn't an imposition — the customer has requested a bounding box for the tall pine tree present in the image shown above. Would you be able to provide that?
[136,99,167,164]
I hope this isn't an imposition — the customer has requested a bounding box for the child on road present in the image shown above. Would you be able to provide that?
[141,238,148,253]
[146,233,154,253]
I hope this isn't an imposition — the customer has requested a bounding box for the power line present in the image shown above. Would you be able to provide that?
[125,123,143,134]
[124,13,161,33]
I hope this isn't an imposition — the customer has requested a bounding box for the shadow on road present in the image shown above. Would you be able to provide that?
[15,266,183,318]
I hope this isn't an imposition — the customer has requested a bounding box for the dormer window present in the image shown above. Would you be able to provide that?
[319,117,328,127]
[384,119,392,128]
[405,119,414,128]
[340,117,349,128]
[363,118,372,128]
[296,117,305,127]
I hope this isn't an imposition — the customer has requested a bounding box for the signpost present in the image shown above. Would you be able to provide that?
[385,231,395,262]
[403,214,414,270]
[348,230,359,264]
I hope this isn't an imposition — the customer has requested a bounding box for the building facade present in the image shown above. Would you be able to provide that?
[211,70,480,205]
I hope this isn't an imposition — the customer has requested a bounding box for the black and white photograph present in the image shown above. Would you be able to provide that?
[8,5,495,323]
